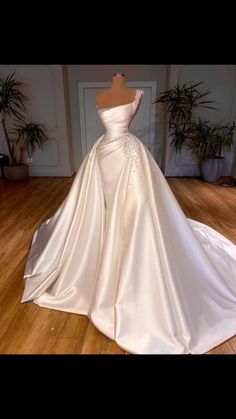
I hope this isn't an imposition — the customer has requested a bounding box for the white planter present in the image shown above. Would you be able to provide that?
[201,157,227,183]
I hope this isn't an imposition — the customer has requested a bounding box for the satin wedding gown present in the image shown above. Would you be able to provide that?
[21,89,236,354]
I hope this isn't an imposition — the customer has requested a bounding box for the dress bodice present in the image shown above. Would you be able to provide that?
[97,89,144,142]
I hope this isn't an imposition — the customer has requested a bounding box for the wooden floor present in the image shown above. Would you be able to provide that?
[0,175,235,354]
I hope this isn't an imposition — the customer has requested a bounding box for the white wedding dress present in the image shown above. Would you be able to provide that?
[21,90,236,354]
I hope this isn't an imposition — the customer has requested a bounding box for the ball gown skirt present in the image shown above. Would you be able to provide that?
[21,90,236,354]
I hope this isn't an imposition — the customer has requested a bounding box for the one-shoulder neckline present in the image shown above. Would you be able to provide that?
[97,89,143,112]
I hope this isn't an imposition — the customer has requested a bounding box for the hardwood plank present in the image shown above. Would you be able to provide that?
[80,322,111,354]
[0,175,235,354]
[42,337,81,354]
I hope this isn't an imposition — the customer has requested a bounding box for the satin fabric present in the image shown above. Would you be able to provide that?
[21,90,236,354]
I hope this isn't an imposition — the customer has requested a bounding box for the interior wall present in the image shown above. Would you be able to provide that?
[164,65,236,177]
[0,65,73,176]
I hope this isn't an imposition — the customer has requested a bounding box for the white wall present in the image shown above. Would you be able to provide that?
[164,65,236,177]
[0,65,73,176]
[66,65,168,170]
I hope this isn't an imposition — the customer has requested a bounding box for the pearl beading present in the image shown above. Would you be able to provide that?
[124,134,142,188]
[132,89,144,115]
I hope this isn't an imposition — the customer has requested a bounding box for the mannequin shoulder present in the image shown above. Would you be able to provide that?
[96,88,116,108]
[96,89,110,107]
[96,88,136,108]
[96,89,109,101]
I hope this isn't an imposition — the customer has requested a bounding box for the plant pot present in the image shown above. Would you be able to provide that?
[201,156,227,183]
[3,163,29,181]
[0,154,10,178]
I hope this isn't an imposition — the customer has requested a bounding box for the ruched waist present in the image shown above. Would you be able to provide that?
[96,131,131,157]
[100,131,129,144]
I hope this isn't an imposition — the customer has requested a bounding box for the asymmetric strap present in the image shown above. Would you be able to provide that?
[132,89,144,114]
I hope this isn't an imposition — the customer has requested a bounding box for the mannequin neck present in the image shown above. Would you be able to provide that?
[111,75,126,90]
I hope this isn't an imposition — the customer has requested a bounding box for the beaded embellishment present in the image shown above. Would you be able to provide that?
[123,133,142,188]
[132,89,144,115]
[126,89,144,188]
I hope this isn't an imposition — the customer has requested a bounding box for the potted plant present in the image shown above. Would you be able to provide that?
[154,81,236,182]
[187,119,236,182]
[0,72,49,181]
[154,81,215,150]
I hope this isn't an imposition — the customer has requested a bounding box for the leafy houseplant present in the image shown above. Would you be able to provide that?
[14,121,48,163]
[187,119,236,182]
[154,81,215,151]
[0,72,49,181]
[154,81,236,182]
[187,119,235,161]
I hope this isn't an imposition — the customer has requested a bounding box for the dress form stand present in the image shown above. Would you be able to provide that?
[96,73,136,109]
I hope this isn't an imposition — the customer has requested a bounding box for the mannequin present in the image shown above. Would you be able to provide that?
[96,73,136,109]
